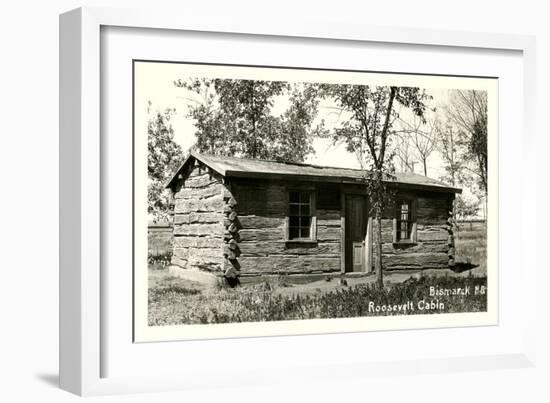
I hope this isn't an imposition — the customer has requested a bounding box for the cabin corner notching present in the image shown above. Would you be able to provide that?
[166,152,461,282]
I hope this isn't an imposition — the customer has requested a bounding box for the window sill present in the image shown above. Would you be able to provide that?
[285,239,318,245]
[393,241,418,246]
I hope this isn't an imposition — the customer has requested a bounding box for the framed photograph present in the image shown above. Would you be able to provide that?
[60,7,536,396]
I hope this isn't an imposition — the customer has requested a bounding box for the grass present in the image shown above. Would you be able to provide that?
[148,270,487,326]
[454,221,487,275]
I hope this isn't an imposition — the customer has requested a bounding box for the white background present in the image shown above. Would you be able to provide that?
[0,0,548,402]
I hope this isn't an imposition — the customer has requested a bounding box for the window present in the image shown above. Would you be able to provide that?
[395,199,416,242]
[287,190,315,240]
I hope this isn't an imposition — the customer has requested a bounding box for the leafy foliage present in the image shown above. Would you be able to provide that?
[174,79,323,162]
[147,104,184,221]
[446,90,488,195]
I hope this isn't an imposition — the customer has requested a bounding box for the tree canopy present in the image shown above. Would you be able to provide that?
[174,78,323,162]
[446,90,488,195]
[147,103,184,222]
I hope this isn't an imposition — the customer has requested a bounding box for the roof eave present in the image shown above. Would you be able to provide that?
[165,151,229,190]
[225,170,462,194]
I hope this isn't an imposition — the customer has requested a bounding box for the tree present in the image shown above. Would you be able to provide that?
[436,118,462,187]
[394,132,417,173]
[319,85,431,288]
[147,103,184,222]
[174,79,322,162]
[447,90,488,196]
[398,115,438,176]
[435,117,481,224]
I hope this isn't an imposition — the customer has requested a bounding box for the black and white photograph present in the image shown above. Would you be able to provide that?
[134,61,496,339]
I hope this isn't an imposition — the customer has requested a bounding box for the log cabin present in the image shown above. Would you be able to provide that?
[165,151,461,283]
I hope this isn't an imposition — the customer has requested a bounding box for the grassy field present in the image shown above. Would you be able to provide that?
[148,269,487,326]
[454,221,487,276]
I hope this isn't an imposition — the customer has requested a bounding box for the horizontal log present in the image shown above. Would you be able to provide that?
[382,252,449,269]
[173,222,224,236]
[184,173,220,189]
[237,255,341,274]
[238,215,284,229]
[239,228,285,242]
[417,228,449,242]
[316,226,340,242]
[239,241,340,257]
[174,184,221,200]
[382,241,448,255]
[317,217,341,228]
[174,212,222,225]
[173,236,222,249]
[174,195,223,213]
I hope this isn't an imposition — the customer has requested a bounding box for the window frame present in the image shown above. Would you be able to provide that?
[393,197,418,244]
[285,188,317,243]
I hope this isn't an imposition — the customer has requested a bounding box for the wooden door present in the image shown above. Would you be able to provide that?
[345,195,367,272]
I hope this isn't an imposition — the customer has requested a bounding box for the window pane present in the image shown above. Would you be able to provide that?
[289,204,299,216]
[300,191,310,203]
[289,216,299,227]
[301,227,310,238]
[300,216,311,227]
[301,204,310,216]
[289,192,300,203]
[289,227,299,239]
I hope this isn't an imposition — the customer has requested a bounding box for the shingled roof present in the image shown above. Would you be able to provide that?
[167,151,461,193]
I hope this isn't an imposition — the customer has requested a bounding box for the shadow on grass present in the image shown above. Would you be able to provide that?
[450,262,480,273]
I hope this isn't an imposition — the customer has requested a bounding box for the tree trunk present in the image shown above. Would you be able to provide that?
[375,213,383,289]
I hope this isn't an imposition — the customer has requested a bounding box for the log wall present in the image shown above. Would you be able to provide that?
[170,161,224,273]
[170,163,456,276]
[229,179,342,275]
[379,191,455,270]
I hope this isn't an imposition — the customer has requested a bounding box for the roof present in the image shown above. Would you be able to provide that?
[167,151,462,193]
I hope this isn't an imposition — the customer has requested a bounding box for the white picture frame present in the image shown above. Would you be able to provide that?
[59,6,537,396]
